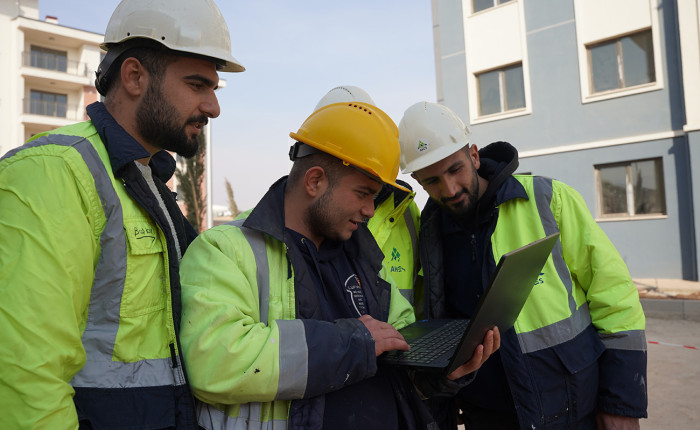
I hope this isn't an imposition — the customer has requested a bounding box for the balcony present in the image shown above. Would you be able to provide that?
[21,98,83,130]
[22,51,92,78]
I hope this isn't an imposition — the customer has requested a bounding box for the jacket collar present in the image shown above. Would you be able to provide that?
[374,179,414,209]
[86,102,177,182]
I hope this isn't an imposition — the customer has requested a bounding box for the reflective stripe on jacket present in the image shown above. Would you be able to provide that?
[0,121,196,428]
[180,177,416,430]
[420,174,647,429]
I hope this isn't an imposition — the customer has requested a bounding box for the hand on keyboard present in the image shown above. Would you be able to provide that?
[359,314,410,357]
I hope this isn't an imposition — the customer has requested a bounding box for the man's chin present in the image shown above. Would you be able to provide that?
[175,141,199,158]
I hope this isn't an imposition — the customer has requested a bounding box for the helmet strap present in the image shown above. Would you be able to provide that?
[288,142,321,161]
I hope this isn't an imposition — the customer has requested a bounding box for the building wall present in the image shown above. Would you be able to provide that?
[432,0,699,280]
[0,0,103,154]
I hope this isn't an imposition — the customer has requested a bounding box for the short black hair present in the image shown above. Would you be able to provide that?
[287,148,352,192]
[97,39,177,96]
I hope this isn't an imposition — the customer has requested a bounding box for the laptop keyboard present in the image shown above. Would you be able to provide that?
[383,319,471,365]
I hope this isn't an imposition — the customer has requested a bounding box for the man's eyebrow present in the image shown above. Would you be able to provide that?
[420,160,463,183]
[184,74,218,89]
[359,184,381,195]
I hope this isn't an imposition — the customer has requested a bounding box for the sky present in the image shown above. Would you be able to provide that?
[37,0,437,211]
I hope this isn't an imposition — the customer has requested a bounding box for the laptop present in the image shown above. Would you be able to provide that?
[380,232,560,375]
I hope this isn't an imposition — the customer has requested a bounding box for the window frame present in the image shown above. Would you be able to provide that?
[573,0,664,105]
[472,0,514,15]
[30,45,68,73]
[475,62,526,118]
[586,29,656,95]
[29,89,68,118]
[594,157,667,221]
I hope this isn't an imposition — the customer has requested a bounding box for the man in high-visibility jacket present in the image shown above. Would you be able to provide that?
[179,102,499,429]
[398,102,647,430]
[314,86,423,307]
[0,0,243,428]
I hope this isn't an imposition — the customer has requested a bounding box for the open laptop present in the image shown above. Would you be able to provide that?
[380,232,560,375]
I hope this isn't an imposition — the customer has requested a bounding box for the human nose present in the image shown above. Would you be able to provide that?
[440,176,461,198]
[201,91,221,119]
[360,199,375,220]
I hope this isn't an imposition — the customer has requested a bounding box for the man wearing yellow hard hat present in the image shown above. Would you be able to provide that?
[313,86,423,313]
[178,101,499,429]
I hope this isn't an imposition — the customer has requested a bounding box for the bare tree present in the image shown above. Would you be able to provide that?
[175,133,206,233]
[225,177,239,218]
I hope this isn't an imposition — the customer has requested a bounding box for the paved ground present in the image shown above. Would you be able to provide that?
[455,293,700,429]
[642,315,700,429]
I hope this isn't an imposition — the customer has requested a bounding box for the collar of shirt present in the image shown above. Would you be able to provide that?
[86,102,177,182]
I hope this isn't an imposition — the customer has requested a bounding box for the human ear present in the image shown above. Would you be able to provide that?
[119,57,147,97]
[303,166,328,198]
[410,172,422,185]
[469,144,481,170]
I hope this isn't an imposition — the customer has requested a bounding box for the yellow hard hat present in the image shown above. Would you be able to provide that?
[289,102,408,192]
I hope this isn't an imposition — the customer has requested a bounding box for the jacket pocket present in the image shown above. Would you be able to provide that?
[121,219,166,317]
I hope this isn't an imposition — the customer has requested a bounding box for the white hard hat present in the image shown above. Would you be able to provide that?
[96,0,244,94]
[102,0,243,72]
[398,102,471,173]
[314,86,375,111]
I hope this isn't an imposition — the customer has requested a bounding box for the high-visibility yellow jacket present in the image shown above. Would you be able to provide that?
[180,177,416,429]
[368,182,422,307]
[0,103,197,429]
[420,142,647,429]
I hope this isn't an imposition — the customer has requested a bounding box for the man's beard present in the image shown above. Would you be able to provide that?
[135,81,208,158]
[439,172,480,226]
[305,187,340,243]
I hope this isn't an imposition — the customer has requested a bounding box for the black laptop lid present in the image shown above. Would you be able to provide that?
[444,232,560,374]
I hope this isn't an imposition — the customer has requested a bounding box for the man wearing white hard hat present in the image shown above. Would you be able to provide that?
[0,0,243,428]
[399,102,647,430]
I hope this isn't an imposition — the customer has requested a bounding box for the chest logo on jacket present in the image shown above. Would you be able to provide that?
[390,247,407,274]
[344,274,367,316]
[133,225,156,244]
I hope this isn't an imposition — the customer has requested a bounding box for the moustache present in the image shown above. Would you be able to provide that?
[188,115,209,127]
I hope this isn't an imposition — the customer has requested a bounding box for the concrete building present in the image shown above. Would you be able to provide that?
[0,0,103,156]
[431,0,700,280]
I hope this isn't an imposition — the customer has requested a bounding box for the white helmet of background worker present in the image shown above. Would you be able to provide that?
[398,101,471,174]
[95,0,244,95]
[314,85,376,111]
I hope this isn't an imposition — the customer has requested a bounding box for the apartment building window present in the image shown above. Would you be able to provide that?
[596,158,666,218]
[30,90,67,118]
[588,30,655,94]
[473,0,514,13]
[30,45,68,72]
[476,63,525,116]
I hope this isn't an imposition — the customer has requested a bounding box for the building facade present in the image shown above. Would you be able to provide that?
[0,0,103,156]
[431,0,700,280]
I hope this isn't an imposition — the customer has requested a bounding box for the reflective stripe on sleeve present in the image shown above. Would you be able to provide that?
[517,302,593,353]
[600,330,648,351]
[196,399,288,430]
[231,219,271,325]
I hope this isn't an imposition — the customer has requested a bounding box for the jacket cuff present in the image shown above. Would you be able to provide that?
[597,348,648,418]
